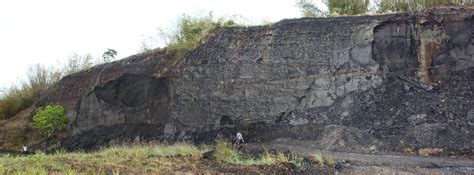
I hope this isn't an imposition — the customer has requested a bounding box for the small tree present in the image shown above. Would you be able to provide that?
[62,53,95,75]
[295,0,328,17]
[102,48,118,62]
[30,105,68,139]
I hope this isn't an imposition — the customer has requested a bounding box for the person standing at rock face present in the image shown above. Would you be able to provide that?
[22,145,30,155]
[235,132,244,145]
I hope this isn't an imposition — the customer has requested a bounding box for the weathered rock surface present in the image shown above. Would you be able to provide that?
[45,8,473,152]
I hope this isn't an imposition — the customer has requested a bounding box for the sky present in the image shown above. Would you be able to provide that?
[0,0,330,91]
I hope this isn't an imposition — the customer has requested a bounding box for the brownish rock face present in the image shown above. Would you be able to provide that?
[45,8,472,151]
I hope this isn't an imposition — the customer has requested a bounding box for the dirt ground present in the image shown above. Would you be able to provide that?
[242,142,474,174]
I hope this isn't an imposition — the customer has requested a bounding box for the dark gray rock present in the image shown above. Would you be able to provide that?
[468,110,474,126]
[407,114,427,125]
[43,8,474,152]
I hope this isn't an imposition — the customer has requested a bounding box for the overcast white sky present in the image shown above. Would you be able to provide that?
[0,0,330,90]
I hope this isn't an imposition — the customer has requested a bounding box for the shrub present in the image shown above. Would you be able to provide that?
[325,154,336,168]
[0,64,60,120]
[295,0,328,17]
[142,13,238,58]
[0,86,32,120]
[169,14,236,53]
[403,147,415,155]
[328,0,369,16]
[0,52,114,121]
[102,48,117,63]
[30,105,68,139]
[61,53,95,75]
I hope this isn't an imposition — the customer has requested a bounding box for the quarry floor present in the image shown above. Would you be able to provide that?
[243,142,474,174]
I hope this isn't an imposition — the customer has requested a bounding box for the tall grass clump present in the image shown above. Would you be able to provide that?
[152,142,204,158]
[214,139,242,163]
[313,150,337,168]
[214,140,302,166]
[313,150,324,167]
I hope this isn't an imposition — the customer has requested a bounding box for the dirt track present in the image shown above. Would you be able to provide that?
[245,143,474,174]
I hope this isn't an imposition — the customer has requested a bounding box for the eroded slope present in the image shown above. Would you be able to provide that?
[45,8,473,152]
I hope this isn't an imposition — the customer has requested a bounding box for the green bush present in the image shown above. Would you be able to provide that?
[143,13,238,58]
[102,48,117,63]
[30,105,68,139]
[295,0,328,17]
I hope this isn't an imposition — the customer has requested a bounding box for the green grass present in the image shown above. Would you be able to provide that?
[313,150,324,167]
[313,150,337,168]
[0,141,304,174]
[214,140,302,166]
[325,154,336,168]
[0,143,206,174]
[152,142,205,158]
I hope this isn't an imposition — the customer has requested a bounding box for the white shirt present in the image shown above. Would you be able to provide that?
[237,133,243,140]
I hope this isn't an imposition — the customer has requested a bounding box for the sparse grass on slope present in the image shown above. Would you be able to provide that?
[0,141,304,174]
[214,140,302,166]
[0,143,206,174]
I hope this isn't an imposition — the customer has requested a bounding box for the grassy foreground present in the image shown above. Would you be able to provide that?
[0,143,206,174]
[0,141,303,174]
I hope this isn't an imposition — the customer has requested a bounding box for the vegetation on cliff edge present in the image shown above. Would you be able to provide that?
[296,0,473,17]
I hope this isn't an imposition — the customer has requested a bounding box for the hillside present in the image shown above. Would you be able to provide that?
[1,7,473,174]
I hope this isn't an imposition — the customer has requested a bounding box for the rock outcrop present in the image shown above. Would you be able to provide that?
[47,8,472,151]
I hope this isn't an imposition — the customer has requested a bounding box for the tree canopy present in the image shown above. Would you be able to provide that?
[30,105,68,139]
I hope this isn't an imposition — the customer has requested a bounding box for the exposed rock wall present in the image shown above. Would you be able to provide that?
[48,8,473,151]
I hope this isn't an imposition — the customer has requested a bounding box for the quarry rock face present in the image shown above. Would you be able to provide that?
[49,8,473,151]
